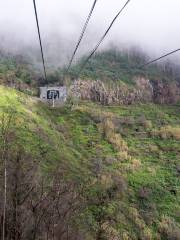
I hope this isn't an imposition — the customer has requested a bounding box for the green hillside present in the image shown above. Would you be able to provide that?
[1,48,180,89]
[0,86,179,239]
[68,49,180,85]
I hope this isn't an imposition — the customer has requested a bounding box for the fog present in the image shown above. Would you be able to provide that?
[0,0,180,67]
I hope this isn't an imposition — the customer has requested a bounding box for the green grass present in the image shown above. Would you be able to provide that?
[0,86,179,239]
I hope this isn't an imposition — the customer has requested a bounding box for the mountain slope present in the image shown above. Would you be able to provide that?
[69,49,180,84]
[0,86,179,239]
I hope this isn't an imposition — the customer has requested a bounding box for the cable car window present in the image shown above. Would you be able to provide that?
[47,90,59,100]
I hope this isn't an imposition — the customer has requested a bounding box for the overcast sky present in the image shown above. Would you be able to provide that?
[0,0,180,65]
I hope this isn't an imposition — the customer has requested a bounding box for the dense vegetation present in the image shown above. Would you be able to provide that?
[0,53,63,89]
[0,55,33,84]
[68,48,180,85]
[1,48,180,89]
[0,86,179,239]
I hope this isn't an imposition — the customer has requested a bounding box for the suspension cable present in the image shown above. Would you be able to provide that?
[139,48,180,68]
[33,0,47,82]
[77,0,131,77]
[66,0,98,73]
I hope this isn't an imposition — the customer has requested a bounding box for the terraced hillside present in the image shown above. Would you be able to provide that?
[0,86,179,239]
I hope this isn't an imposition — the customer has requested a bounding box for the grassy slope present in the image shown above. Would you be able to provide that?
[0,86,179,239]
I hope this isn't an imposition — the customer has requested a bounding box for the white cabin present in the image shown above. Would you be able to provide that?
[40,86,67,104]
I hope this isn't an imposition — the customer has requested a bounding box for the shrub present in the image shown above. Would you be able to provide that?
[138,187,152,199]
[158,216,180,240]
[66,95,79,110]
[143,120,152,129]
[112,174,127,195]
[123,116,135,126]
[150,126,180,140]
[138,115,152,129]
[128,207,146,230]
[148,144,159,153]
[107,132,128,152]
[101,222,120,240]
[122,232,131,240]
[100,174,113,188]
[105,156,117,164]
[103,118,115,135]
[101,118,128,152]
[140,228,152,240]
[131,158,142,171]
[117,151,128,161]
[159,126,180,140]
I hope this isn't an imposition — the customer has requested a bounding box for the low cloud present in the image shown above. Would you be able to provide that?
[0,0,180,67]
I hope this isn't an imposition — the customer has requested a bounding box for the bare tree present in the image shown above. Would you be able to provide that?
[0,106,87,240]
[0,107,16,240]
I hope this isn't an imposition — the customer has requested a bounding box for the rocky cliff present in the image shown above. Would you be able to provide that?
[70,77,180,105]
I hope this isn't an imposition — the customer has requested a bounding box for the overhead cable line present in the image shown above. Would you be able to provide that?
[77,0,131,77]
[66,0,98,73]
[33,0,47,82]
[139,48,180,68]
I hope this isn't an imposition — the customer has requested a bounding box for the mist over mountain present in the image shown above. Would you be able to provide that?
[0,0,180,68]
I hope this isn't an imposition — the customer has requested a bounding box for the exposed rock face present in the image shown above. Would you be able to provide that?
[70,77,180,105]
[151,80,180,104]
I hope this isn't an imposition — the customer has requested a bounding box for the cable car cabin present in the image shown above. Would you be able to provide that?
[40,87,67,105]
